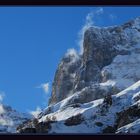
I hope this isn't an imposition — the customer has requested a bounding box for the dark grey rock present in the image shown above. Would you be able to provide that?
[49,17,140,106]
[49,53,81,105]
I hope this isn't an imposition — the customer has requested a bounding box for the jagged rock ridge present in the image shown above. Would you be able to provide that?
[49,51,81,105]
[49,17,140,105]
[18,17,140,134]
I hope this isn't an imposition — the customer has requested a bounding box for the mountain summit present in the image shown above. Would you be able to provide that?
[16,17,140,134]
[49,17,140,105]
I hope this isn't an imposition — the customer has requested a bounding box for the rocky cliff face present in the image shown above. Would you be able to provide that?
[49,51,81,105]
[18,17,140,134]
[49,17,140,105]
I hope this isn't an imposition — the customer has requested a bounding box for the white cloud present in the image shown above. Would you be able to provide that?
[65,48,80,63]
[66,48,77,56]
[0,95,3,102]
[37,82,50,95]
[35,82,50,111]
[85,7,104,28]
[30,106,42,118]
[78,7,104,54]
[0,92,5,102]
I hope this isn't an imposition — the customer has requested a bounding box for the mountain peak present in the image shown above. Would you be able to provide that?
[8,17,140,134]
[49,17,140,105]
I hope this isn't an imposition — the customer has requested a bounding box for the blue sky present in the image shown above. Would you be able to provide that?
[0,7,140,113]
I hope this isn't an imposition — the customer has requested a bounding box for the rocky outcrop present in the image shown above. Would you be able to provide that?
[74,27,118,91]
[49,17,140,105]
[49,51,81,105]
[18,17,140,134]
[18,80,140,134]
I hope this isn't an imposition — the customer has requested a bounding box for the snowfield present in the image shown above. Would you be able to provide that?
[18,17,140,134]
[3,17,140,134]
[116,119,140,134]
[30,80,140,134]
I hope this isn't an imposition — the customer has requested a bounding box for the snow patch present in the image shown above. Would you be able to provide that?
[116,119,140,134]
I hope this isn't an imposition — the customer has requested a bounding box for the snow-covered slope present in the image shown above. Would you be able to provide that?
[18,17,140,134]
[18,80,140,133]
[116,119,140,134]
[50,17,140,105]
[0,104,31,133]
[100,47,140,91]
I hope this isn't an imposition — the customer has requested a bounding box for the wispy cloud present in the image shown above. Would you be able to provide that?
[65,48,77,57]
[78,8,118,54]
[0,92,5,103]
[78,7,104,54]
[65,48,80,63]
[38,82,50,95]
[86,7,104,26]
[0,95,3,102]
[33,82,50,115]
